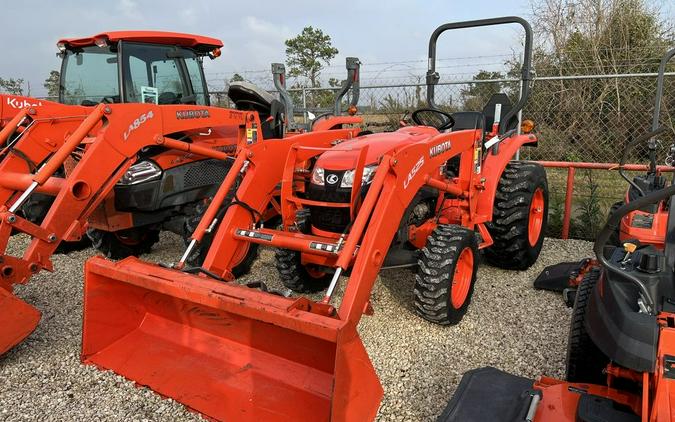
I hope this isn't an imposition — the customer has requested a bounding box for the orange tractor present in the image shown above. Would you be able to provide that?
[534,47,675,303]
[610,48,675,249]
[440,169,675,422]
[0,33,364,258]
[0,31,363,355]
[73,16,548,421]
[2,31,238,256]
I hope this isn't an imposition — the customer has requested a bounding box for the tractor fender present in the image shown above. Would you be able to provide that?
[476,133,538,218]
[312,115,363,131]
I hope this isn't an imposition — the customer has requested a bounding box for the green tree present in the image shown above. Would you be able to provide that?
[0,77,25,95]
[285,26,339,89]
[521,0,675,163]
[460,70,504,111]
[230,73,244,82]
[43,70,60,98]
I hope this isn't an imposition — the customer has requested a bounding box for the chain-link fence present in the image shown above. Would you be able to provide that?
[212,72,675,163]
[33,71,675,239]
[212,71,675,239]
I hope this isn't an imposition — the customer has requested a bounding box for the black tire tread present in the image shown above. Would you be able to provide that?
[565,267,609,384]
[183,199,258,278]
[413,225,478,326]
[87,228,159,259]
[485,161,548,270]
[274,210,331,293]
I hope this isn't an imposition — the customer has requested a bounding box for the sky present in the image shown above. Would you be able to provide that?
[1,0,672,97]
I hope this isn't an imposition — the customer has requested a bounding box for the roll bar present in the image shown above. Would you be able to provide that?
[334,57,361,115]
[271,57,361,126]
[271,63,296,130]
[426,16,534,134]
[647,47,675,173]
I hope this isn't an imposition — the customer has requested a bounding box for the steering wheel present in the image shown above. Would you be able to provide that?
[411,108,455,131]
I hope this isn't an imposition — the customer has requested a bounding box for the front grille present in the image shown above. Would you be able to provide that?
[184,159,231,189]
[307,183,356,233]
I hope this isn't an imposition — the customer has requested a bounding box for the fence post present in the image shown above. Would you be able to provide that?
[561,166,576,239]
[515,53,524,160]
[302,86,307,124]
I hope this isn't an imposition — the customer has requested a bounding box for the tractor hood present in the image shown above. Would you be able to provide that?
[316,126,439,170]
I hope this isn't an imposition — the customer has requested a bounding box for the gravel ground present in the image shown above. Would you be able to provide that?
[0,234,593,421]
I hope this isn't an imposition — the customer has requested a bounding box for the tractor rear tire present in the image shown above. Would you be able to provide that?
[275,210,332,293]
[413,225,478,325]
[485,161,548,270]
[566,267,609,384]
[182,199,258,278]
[607,201,624,246]
[87,227,160,259]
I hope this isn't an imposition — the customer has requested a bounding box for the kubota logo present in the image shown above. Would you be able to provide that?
[429,141,451,157]
[123,111,154,140]
[176,109,210,119]
[6,97,43,109]
[326,174,339,185]
[403,156,425,189]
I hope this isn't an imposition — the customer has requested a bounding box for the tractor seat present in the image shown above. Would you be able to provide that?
[228,81,276,116]
[483,93,518,132]
[444,112,485,177]
[228,81,285,139]
[451,111,485,133]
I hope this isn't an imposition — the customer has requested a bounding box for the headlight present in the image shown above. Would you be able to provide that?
[341,165,377,188]
[117,161,162,185]
[311,167,325,185]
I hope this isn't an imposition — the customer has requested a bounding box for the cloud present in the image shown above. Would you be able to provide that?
[242,16,291,40]
[117,0,143,21]
[179,8,198,26]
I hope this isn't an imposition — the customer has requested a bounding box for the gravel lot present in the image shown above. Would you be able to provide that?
[0,234,593,421]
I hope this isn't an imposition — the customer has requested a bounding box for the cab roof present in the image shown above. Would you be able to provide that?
[58,31,223,53]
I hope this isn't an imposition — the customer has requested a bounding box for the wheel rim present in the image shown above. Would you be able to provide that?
[306,265,327,279]
[114,230,144,246]
[528,188,545,247]
[451,248,474,309]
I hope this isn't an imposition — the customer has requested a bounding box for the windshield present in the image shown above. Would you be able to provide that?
[59,42,209,106]
[122,42,209,106]
[60,46,120,105]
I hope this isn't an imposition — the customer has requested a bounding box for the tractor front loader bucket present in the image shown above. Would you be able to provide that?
[0,284,40,355]
[82,256,382,422]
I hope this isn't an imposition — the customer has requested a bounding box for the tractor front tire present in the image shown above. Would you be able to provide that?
[485,161,548,270]
[566,267,609,384]
[22,193,92,253]
[87,227,159,259]
[275,210,332,293]
[413,225,478,325]
[182,200,258,278]
[275,248,332,293]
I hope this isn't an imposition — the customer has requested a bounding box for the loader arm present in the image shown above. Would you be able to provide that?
[0,103,262,287]
[80,127,481,421]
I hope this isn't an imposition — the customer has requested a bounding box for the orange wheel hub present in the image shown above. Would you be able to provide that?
[528,188,545,247]
[451,247,474,309]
